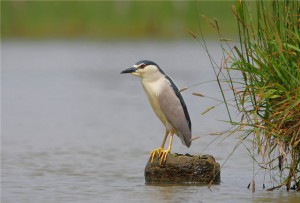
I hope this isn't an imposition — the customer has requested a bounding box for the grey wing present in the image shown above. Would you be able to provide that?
[157,81,192,147]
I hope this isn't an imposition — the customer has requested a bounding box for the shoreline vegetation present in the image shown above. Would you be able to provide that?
[200,0,299,191]
[2,1,239,40]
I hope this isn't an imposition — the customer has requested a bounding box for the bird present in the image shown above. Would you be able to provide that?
[121,60,192,164]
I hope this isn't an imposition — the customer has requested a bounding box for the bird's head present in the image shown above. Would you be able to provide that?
[121,60,164,78]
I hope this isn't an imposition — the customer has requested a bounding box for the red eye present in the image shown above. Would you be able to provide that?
[140,63,145,69]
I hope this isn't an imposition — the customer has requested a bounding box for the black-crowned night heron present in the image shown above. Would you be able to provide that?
[121,60,192,164]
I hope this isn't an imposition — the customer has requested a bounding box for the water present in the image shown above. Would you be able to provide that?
[2,41,299,202]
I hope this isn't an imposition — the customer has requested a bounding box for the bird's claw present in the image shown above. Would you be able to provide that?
[158,149,170,164]
[150,147,162,163]
[150,148,170,164]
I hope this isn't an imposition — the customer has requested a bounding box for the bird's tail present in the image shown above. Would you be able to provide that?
[176,130,192,148]
[186,136,200,148]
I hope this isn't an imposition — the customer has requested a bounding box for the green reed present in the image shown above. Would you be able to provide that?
[222,0,299,191]
[200,0,300,191]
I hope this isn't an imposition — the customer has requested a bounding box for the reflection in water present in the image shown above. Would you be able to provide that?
[2,41,299,202]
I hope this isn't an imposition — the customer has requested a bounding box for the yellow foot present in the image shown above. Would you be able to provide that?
[150,147,162,163]
[159,149,170,164]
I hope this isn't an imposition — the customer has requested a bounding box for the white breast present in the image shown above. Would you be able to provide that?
[141,78,168,127]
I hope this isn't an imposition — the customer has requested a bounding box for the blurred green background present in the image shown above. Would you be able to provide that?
[2,1,238,40]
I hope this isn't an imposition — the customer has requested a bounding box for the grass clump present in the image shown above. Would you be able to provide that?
[206,0,300,191]
[227,0,299,191]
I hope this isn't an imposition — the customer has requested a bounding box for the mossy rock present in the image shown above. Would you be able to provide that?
[145,153,220,184]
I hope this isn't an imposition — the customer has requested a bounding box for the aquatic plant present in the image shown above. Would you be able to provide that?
[195,0,299,191]
[218,0,300,191]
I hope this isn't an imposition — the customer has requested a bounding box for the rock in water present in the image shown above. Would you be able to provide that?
[145,153,220,184]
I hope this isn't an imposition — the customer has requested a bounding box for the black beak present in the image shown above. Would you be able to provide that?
[120,67,137,74]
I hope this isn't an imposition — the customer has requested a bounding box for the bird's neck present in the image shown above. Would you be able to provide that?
[140,71,165,83]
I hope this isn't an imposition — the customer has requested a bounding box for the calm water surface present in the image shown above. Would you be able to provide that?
[2,41,299,202]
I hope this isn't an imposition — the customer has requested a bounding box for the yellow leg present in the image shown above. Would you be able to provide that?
[159,131,174,164]
[150,130,169,163]
[160,130,169,148]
